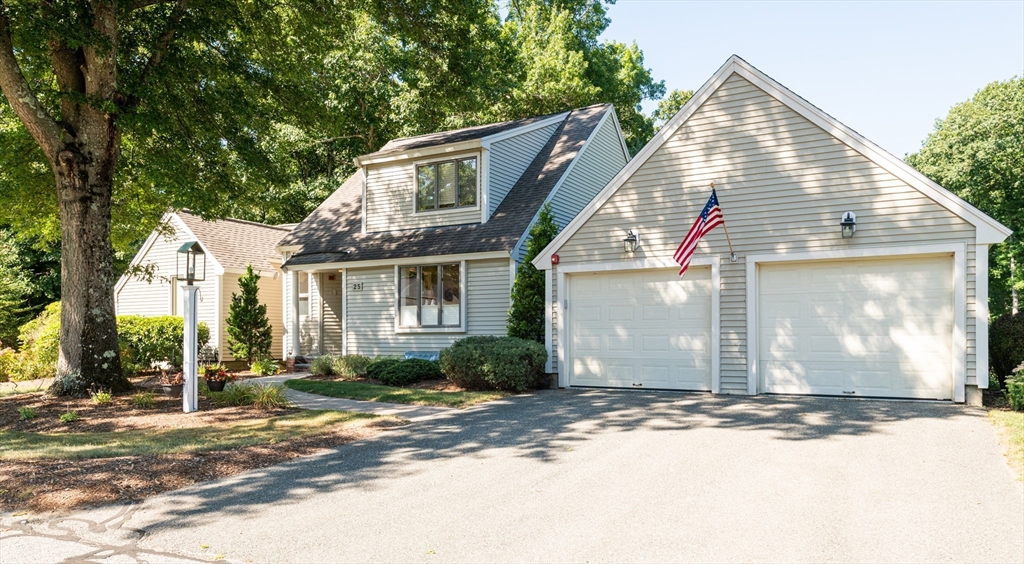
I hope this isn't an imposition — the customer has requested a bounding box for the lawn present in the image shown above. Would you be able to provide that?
[989,409,1024,480]
[286,379,505,408]
[0,410,376,461]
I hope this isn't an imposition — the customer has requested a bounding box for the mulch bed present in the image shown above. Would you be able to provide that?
[302,375,466,392]
[0,388,401,513]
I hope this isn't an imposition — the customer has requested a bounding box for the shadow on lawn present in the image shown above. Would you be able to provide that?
[131,389,973,530]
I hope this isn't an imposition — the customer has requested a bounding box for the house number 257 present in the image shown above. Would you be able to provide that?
[351,282,364,291]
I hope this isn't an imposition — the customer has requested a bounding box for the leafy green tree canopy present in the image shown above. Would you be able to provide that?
[653,89,694,131]
[906,77,1024,315]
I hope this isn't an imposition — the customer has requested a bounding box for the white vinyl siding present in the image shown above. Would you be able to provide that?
[488,122,560,216]
[550,73,979,394]
[365,159,481,232]
[342,258,510,357]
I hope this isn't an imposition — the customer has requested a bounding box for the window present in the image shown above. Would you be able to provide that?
[415,157,477,212]
[398,264,462,328]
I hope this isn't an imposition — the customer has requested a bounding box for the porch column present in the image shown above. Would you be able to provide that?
[290,269,300,358]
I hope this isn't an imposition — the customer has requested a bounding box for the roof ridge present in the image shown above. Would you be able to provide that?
[178,210,294,232]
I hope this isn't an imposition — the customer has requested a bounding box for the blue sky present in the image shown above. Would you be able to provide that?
[599,1,1024,157]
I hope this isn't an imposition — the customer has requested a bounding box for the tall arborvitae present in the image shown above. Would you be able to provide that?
[507,204,559,343]
[226,265,274,364]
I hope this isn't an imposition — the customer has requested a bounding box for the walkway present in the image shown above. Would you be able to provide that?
[249,373,456,422]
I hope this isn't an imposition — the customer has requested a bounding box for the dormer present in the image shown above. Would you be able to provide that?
[353,112,570,233]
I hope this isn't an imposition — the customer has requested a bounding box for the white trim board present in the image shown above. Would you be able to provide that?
[533,55,1011,270]
[554,256,720,393]
[285,250,509,272]
[744,243,967,403]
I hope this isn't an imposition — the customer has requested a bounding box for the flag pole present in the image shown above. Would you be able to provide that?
[711,182,738,263]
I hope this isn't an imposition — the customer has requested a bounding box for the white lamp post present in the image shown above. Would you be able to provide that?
[176,241,206,413]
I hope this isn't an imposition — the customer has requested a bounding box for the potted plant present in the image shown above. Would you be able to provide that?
[201,364,235,392]
[158,371,184,397]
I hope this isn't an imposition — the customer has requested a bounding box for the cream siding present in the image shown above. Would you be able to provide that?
[364,158,481,232]
[303,273,322,355]
[217,272,286,361]
[342,258,510,357]
[551,73,979,394]
[487,123,560,216]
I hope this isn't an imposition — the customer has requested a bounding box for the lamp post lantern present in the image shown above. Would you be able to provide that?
[176,242,206,413]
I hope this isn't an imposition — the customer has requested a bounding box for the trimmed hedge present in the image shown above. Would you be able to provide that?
[440,336,547,392]
[991,313,1024,387]
[375,358,443,387]
[366,357,402,380]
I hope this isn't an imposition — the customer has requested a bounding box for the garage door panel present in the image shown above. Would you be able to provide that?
[759,256,953,400]
[569,268,712,391]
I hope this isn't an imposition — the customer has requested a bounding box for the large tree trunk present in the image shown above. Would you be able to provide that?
[50,112,130,394]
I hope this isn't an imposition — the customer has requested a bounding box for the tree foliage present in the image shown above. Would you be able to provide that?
[653,89,694,131]
[507,204,559,342]
[906,77,1024,315]
[226,265,274,363]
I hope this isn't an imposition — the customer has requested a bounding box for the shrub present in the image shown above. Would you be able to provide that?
[14,302,60,380]
[130,391,157,409]
[1007,362,1024,411]
[18,406,36,420]
[309,355,335,376]
[440,336,547,392]
[991,313,1024,387]
[331,355,371,379]
[0,347,15,382]
[376,359,443,387]
[118,315,211,374]
[250,359,280,376]
[60,411,81,424]
[251,383,291,409]
[366,357,402,380]
[210,382,257,407]
[91,390,113,405]
[507,203,558,342]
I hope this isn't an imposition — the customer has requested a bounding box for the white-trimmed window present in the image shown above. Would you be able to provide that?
[415,157,478,212]
[397,263,464,330]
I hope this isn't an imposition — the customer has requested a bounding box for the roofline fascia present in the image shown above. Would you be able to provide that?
[533,55,1012,269]
[283,250,510,272]
[353,139,483,167]
[512,106,616,261]
[172,214,227,276]
[479,112,570,148]
[606,105,631,161]
[276,244,302,254]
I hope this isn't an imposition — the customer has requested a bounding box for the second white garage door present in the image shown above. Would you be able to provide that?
[758,255,954,400]
[568,268,712,390]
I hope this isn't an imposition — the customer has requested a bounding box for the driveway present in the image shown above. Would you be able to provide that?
[3,391,1023,563]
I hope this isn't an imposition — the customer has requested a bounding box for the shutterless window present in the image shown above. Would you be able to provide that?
[415,158,477,211]
[399,264,461,327]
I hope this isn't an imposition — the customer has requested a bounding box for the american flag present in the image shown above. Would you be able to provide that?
[673,189,725,277]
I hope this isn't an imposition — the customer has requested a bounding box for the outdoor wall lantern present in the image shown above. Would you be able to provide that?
[840,212,857,239]
[623,230,639,253]
[176,241,207,284]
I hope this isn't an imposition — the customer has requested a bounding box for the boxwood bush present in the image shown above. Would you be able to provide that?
[375,358,443,387]
[440,336,548,392]
[366,357,402,380]
[991,313,1024,387]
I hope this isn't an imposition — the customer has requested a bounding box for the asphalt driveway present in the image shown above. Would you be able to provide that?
[3,390,1023,563]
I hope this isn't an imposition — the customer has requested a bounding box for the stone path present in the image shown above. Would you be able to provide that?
[248,373,457,421]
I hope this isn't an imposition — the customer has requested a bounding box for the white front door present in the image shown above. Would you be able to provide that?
[568,267,713,390]
[757,255,954,400]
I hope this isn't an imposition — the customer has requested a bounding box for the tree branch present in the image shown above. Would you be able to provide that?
[0,3,63,159]
[136,0,187,90]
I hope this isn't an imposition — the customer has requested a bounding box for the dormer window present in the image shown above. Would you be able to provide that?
[415,156,478,212]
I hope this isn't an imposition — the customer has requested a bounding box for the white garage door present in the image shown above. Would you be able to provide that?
[758,255,954,400]
[568,268,712,390]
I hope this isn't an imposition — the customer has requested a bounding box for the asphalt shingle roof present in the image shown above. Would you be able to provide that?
[176,211,293,274]
[280,104,611,267]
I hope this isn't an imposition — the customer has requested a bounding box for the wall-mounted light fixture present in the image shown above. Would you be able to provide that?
[840,212,857,239]
[623,230,639,253]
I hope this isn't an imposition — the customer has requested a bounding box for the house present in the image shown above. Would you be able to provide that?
[275,104,630,360]
[533,56,1011,404]
[115,210,292,366]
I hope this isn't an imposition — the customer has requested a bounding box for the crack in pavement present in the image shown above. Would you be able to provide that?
[1,505,212,563]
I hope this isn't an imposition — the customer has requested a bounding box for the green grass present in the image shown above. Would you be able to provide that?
[0,410,377,461]
[285,379,505,408]
[989,409,1024,480]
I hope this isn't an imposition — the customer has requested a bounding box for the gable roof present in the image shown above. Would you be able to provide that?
[279,104,612,268]
[357,111,571,163]
[174,211,292,273]
[534,56,1012,269]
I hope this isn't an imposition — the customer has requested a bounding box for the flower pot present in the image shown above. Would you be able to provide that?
[160,384,183,397]
[207,380,226,392]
